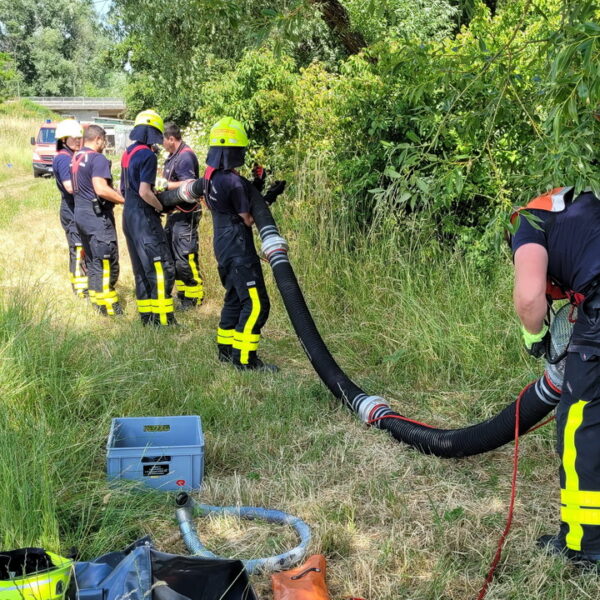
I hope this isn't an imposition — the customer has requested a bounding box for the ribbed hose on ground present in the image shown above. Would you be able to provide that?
[175,493,311,574]
[248,185,560,458]
[162,178,559,458]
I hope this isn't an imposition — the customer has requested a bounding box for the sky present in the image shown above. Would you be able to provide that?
[92,0,112,19]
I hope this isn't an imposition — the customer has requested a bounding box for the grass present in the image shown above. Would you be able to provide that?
[0,99,59,182]
[0,103,599,599]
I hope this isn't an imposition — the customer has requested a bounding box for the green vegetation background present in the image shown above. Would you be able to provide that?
[1,0,600,597]
[115,0,600,261]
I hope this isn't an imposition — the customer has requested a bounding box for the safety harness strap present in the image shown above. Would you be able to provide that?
[71,147,97,194]
[121,144,150,191]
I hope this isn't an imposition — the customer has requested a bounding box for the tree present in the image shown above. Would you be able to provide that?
[0,0,117,96]
[0,52,15,100]
[309,0,367,55]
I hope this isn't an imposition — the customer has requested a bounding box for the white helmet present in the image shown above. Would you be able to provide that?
[55,118,83,139]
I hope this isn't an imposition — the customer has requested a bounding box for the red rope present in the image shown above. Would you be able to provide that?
[367,414,434,429]
[475,383,539,600]
[368,384,555,600]
[526,415,555,434]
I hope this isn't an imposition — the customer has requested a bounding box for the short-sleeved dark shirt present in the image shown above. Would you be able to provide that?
[512,192,600,292]
[163,143,199,182]
[72,147,112,204]
[121,143,157,209]
[52,148,74,203]
[206,170,251,216]
[205,169,255,266]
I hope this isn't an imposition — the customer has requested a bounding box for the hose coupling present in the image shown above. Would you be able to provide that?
[261,235,288,260]
[352,394,390,424]
[178,180,200,204]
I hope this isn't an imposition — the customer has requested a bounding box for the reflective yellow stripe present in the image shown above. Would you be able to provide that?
[183,285,202,298]
[153,298,174,314]
[102,259,114,315]
[154,261,170,325]
[561,506,600,526]
[232,332,260,351]
[239,287,261,364]
[136,299,152,314]
[74,245,84,278]
[188,253,204,299]
[217,328,235,345]
[73,277,88,290]
[561,489,600,508]
[89,289,97,306]
[562,400,588,551]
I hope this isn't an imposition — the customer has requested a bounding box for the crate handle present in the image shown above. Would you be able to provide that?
[141,456,171,463]
[144,424,171,432]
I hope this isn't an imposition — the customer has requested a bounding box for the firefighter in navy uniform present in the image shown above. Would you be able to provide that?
[511,186,600,563]
[52,118,88,296]
[161,122,204,310]
[204,117,285,371]
[71,125,124,315]
[121,110,176,326]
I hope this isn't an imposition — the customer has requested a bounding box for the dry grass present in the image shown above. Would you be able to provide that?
[1,109,599,600]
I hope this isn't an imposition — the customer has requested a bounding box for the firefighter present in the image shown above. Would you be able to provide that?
[71,125,124,315]
[121,110,176,326]
[161,122,204,310]
[52,118,87,296]
[203,117,283,371]
[511,186,600,563]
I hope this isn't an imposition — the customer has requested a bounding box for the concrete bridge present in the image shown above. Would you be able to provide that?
[27,97,126,120]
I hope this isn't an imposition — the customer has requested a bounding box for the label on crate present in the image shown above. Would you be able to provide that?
[143,464,169,477]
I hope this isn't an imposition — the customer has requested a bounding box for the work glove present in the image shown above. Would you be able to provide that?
[264,180,286,206]
[251,164,266,192]
[155,177,168,192]
[522,324,549,358]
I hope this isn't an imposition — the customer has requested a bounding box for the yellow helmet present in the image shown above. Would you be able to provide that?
[209,117,248,147]
[55,119,83,140]
[0,550,72,600]
[134,109,164,133]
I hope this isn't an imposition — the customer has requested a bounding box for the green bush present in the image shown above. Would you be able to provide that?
[140,1,600,264]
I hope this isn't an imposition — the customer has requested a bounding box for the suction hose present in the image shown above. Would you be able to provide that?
[249,185,563,457]
[156,180,202,210]
[175,493,311,574]
[161,177,561,457]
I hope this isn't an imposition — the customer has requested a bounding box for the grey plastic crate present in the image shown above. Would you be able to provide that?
[106,415,204,491]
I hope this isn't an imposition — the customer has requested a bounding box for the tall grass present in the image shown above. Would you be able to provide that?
[0,106,598,599]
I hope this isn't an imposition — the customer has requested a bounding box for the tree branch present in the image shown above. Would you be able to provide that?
[308,0,367,55]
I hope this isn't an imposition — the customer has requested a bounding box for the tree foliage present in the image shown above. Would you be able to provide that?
[114,0,600,256]
[0,0,117,96]
[0,52,16,100]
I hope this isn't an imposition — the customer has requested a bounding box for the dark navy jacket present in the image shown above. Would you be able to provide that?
[512,192,600,293]
[163,143,199,182]
[71,146,116,240]
[53,148,75,206]
[205,169,257,267]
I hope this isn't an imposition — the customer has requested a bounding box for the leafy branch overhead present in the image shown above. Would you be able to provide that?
[70,0,600,258]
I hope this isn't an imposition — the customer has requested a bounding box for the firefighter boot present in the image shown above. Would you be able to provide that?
[537,534,600,565]
[177,292,198,311]
[141,313,158,326]
[232,349,279,373]
[218,344,233,363]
